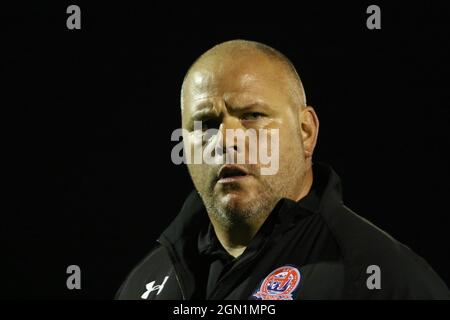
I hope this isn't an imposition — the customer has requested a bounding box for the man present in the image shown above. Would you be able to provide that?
[116,40,449,300]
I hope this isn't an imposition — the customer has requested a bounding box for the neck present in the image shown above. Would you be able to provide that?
[210,168,314,258]
[211,218,264,258]
[293,166,314,201]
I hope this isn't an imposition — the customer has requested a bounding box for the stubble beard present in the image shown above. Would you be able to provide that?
[201,159,304,231]
[204,180,278,230]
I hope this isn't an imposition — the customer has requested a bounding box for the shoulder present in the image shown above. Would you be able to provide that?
[115,245,175,300]
[320,204,450,299]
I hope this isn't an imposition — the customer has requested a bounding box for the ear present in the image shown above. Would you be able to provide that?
[299,106,319,158]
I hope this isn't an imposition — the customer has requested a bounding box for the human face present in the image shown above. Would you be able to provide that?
[182,53,310,225]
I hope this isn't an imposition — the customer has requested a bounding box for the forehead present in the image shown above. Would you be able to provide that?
[182,54,290,110]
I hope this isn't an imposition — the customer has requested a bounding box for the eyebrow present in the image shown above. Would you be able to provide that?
[188,97,274,123]
[191,108,217,120]
[229,101,271,111]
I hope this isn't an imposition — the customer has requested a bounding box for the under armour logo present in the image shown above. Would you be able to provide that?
[141,276,169,299]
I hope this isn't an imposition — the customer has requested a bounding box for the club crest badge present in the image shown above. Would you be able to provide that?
[252,265,301,300]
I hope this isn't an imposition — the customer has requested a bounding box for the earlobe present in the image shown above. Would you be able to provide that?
[301,106,319,157]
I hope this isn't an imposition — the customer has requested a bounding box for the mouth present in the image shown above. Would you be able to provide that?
[217,164,250,183]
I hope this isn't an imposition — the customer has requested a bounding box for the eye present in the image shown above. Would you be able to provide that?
[198,118,220,131]
[242,112,266,121]
[200,120,210,131]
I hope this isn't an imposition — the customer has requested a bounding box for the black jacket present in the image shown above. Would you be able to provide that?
[116,163,450,300]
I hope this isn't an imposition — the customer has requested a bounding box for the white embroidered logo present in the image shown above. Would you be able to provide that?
[141,276,169,299]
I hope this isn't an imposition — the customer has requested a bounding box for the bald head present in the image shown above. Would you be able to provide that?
[180,40,319,245]
[181,40,306,112]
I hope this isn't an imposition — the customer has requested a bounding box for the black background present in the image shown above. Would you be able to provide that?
[2,2,449,299]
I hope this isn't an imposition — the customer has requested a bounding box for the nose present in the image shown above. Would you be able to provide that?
[215,115,243,157]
